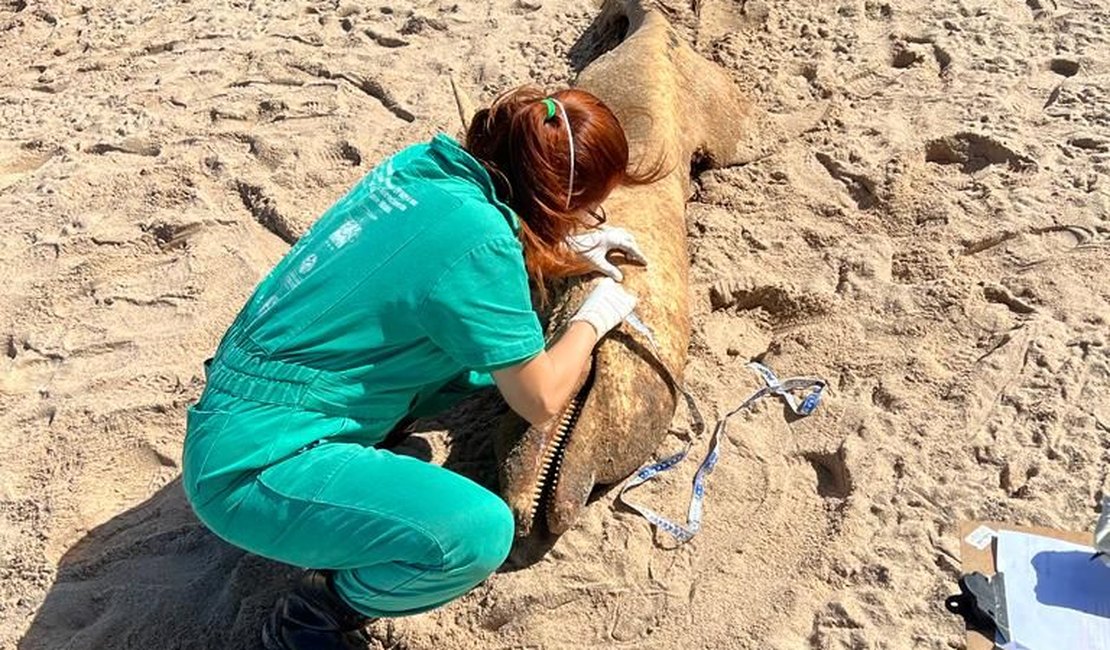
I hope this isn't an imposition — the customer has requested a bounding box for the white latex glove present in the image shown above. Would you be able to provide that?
[1095,496,1110,567]
[569,278,637,341]
[566,226,648,282]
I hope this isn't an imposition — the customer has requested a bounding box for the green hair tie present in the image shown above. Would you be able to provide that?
[542,98,557,121]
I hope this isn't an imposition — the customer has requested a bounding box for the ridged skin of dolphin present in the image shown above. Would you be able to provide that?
[495,0,790,537]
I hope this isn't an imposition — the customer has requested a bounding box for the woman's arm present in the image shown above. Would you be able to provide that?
[492,321,596,425]
[492,277,637,426]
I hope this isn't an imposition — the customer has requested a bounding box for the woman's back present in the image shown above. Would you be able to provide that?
[205,134,542,434]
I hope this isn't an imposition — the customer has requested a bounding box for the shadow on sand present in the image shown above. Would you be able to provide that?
[19,390,558,650]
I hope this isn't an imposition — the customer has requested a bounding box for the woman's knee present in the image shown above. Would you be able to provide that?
[444,491,515,579]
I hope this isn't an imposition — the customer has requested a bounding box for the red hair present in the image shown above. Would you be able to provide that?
[465,85,660,301]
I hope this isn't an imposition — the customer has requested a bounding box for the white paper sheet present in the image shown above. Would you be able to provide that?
[966,525,997,550]
[997,530,1110,650]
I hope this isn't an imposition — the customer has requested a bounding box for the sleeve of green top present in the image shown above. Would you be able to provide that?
[408,370,497,419]
[419,237,545,373]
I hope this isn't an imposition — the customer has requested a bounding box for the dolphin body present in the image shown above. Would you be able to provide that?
[495,0,800,537]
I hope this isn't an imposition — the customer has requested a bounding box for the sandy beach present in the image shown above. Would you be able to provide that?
[2,0,1108,648]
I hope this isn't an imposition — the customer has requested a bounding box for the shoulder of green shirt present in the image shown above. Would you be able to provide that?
[418,232,528,307]
[414,230,542,372]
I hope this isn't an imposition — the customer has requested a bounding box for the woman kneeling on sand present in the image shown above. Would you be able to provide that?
[182,86,654,649]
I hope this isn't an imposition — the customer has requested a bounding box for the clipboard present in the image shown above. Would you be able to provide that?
[958,520,1092,650]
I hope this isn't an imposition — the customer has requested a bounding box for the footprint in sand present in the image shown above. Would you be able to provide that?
[709,278,837,328]
[85,137,162,158]
[963,225,1106,268]
[234,179,301,245]
[1048,57,1079,77]
[924,132,1036,174]
[890,35,952,78]
[801,445,854,500]
[1015,226,1106,268]
[0,141,57,191]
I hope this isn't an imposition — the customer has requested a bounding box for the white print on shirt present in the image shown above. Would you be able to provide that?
[383,160,418,207]
[253,155,420,319]
[327,220,362,249]
[257,294,279,316]
[366,160,418,216]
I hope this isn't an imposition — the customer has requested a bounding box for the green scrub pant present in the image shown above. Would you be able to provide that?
[183,372,514,618]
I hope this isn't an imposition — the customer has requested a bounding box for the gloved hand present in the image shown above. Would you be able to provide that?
[569,277,637,342]
[565,226,648,282]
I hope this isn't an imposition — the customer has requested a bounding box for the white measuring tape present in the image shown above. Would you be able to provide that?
[618,312,826,543]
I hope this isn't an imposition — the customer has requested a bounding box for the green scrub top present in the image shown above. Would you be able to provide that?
[207,133,545,441]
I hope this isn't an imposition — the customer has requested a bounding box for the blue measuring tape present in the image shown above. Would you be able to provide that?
[619,312,826,543]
